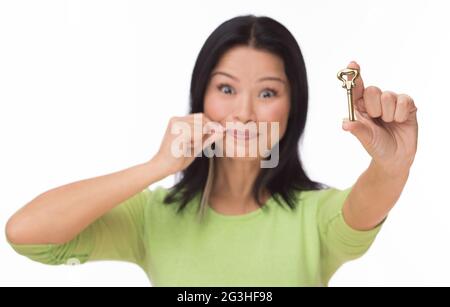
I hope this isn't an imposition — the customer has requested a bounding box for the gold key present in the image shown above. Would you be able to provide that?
[337,68,359,121]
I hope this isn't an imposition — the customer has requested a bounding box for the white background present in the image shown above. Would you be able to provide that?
[0,0,448,286]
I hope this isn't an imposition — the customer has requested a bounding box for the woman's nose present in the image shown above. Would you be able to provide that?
[232,93,256,123]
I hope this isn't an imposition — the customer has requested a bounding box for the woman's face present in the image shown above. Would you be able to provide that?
[204,45,291,160]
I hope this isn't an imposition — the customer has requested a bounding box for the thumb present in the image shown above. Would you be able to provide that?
[342,117,372,148]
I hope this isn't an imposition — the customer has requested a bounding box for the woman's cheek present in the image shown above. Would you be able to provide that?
[261,102,289,125]
[204,99,231,121]
[259,101,289,146]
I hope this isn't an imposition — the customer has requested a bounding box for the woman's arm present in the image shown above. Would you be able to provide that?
[5,157,171,245]
[5,113,224,245]
[340,61,418,231]
[343,160,410,230]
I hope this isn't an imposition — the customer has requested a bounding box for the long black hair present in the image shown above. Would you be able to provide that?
[164,14,327,213]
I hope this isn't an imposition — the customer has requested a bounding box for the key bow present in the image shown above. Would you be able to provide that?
[337,68,359,90]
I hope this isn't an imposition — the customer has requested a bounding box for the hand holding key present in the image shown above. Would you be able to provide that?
[337,61,418,176]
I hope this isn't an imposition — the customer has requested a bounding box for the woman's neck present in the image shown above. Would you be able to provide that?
[209,157,270,214]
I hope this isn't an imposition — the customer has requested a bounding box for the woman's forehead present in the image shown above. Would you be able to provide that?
[213,46,286,79]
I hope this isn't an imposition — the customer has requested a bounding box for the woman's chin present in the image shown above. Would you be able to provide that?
[228,155,261,161]
[209,135,276,160]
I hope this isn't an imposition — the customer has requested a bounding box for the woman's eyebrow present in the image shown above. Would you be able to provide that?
[258,76,287,84]
[211,71,287,85]
[210,71,239,81]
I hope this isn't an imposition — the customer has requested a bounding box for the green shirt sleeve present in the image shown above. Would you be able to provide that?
[316,186,385,284]
[7,188,153,267]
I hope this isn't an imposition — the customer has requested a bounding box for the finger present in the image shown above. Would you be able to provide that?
[347,61,365,104]
[185,113,213,126]
[193,127,225,157]
[189,121,224,145]
[203,121,225,135]
[381,91,397,122]
[342,108,373,149]
[185,114,223,135]
[193,112,219,127]
[203,128,225,148]
[354,95,367,113]
[354,107,378,131]
[394,94,415,123]
[186,113,208,124]
[363,86,382,118]
[187,113,226,132]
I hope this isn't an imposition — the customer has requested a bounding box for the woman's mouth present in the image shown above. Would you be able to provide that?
[226,129,259,140]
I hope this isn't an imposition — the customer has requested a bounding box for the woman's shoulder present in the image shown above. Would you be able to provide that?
[289,186,353,210]
[143,185,199,216]
[145,185,170,202]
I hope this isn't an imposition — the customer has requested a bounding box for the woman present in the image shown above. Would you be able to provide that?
[5,15,418,286]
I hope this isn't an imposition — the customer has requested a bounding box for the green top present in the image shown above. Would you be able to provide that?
[7,185,383,286]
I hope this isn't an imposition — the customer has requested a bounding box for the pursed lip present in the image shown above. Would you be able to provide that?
[226,129,259,140]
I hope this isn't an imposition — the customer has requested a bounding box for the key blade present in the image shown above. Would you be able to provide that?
[347,89,356,121]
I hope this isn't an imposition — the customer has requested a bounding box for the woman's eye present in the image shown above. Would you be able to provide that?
[260,89,278,99]
[217,84,235,95]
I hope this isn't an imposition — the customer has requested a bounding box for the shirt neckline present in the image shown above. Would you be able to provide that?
[206,195,275,221]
